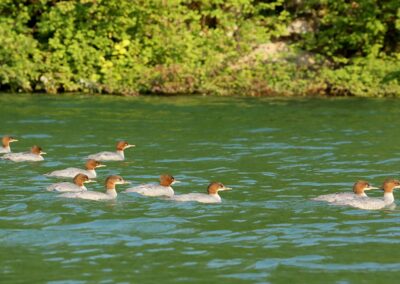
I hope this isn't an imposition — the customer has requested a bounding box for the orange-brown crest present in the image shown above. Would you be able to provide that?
[207,182,225,194]
[2,136,16,147]
[382,178,400,193]
[160,174,175,186]
[116,141,129,151]
[86,159,102,170]
[105,175,125,189]
[73,174,89,186]
[31,145,43,155]
[352,180,370,195]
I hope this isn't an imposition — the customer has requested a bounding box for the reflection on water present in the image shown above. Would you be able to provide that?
[1,94,400,282]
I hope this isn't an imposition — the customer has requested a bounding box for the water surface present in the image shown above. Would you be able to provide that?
[1,94,400,283]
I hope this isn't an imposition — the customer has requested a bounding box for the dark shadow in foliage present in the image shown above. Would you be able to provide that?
[381,71,400,84]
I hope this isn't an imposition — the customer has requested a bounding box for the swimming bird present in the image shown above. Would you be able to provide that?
[45,159,105,178]
[47,174,95,192]
[87,141,135,161]
[2,145,46,162]
[312,180,378,203]
[124,174,179,197]
[171,182,231,203]
[0,136,18,154]
[59,175,129,201]
[334,178,400,210]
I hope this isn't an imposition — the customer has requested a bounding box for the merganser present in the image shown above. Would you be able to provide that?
[87,141,135,161]
[45,159,105,178]
[2,145,46,162]
[47,174,95,192]
[172,182,232,203]
[124,174,179,197]
[59,175,129,201]
[312,180,378,203]
[334,178,400,210]
[0,136,18,154]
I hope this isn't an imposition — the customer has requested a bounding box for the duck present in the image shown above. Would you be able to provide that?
[45,159,105,178]
[59,175,129,201]
[312,180,378,203]
[124,174,179,197]
[333,178,400,210]
[47,174,95,192]
[0,136,18,154]
[87,141,135,161]
[171,182,231,203]
[2,145,46,162]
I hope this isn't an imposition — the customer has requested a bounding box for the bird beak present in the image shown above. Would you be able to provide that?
[96,164,106,168]
[394,185,400,189]
[222,186,232,191]
[85,179,96,183]
[10,139,18,142]
[365,186,379,190]
[40,151,47,155]
[125,144,135,149]
[172,180,181,185]
[122,180,131,184]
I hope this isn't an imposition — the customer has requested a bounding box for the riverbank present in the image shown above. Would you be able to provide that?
[1,1,399,97]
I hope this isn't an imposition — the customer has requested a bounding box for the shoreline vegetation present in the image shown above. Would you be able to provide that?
[1,1,399,97]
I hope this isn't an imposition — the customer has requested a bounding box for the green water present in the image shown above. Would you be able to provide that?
[1,94,400,283]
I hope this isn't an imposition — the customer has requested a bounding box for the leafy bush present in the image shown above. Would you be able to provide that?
[320,57,400,97]
[0,0,399,96]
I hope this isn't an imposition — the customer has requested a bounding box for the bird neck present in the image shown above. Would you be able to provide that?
[384,192,394,204]
[87,169,96,176]
[116,150,125,158]
[1,146,10,152]
[106,188,117,197]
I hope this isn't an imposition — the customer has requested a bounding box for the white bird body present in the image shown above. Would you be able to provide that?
[87,151,124,161]
[334,193,395,210]
[45,168,96,178]
[312,181,377,204]
[2,152,44,162]
[47,182,87,192]
[60,189,117,201]
[172,193,222,203]
[2,145,45,162]
[312,192,367,203]
[171,182,231,204]
[47,173,94,193]
[321,179,400,210]
[45,159,104,178]
[59,175,128,201]
[124,175,177,197]
[87,141,134,161]
[125,184,174,197]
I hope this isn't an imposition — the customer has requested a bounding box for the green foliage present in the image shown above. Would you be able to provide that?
[320,57,400,97]
[0,18,42,91]
[0,0,399,96]
[298,0,399,63]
